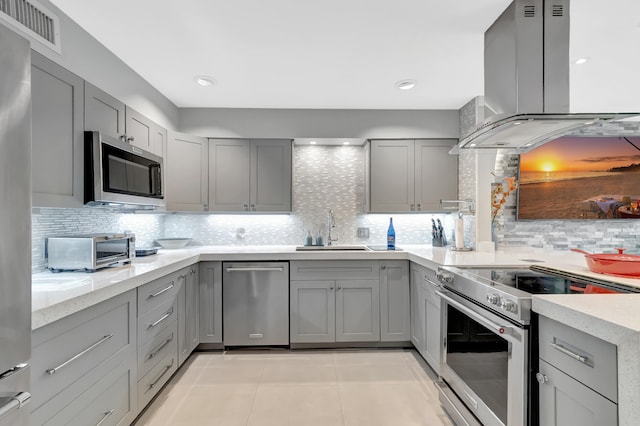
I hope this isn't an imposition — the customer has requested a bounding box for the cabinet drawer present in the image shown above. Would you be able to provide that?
[138,298,178,345]
[138,352,178,409]
[290,260,380,280]
[32,291,134,411]
[539,316,617,402]
[138,320,178,379]
[138,271,183,316]
[42,366,135,426]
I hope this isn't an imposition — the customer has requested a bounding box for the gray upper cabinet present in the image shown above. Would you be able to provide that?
[84,81,125,139]
[166,132,209,211]
[369,139,458,212]
[31,51,84,208]
[209,138,292,212]
[84,82,166,157]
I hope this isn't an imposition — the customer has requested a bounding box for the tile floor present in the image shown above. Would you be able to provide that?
[134,349,455,426]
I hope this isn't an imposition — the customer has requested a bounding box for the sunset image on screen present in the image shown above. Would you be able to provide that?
[518,137,640,220]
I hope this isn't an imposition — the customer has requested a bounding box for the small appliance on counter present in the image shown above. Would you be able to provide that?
[46,233,136,272]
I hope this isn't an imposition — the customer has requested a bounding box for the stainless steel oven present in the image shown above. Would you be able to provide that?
[435,265,640,426]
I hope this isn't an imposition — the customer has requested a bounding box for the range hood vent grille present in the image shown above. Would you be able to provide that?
[523,5,536,17]
[0,0,61,53]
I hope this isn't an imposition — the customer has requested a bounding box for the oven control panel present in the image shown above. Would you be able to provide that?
[486,293,518,314]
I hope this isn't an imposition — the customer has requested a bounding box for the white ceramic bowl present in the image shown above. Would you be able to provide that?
[156,238,192,249]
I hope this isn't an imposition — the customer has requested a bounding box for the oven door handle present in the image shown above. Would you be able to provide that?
[437,290,516,338]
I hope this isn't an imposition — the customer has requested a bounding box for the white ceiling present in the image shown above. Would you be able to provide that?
[50,0,512,110]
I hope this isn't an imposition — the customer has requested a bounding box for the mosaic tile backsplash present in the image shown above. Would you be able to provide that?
[32,145,640,272]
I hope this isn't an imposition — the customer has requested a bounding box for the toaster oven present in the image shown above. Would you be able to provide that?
[46,233,135,272]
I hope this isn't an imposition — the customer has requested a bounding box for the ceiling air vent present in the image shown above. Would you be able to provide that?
[0,0,61,53]
[551,4,564,17]
[523,5,536,18]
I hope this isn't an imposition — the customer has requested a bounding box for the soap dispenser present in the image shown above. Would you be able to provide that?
[316,230,324,246]
[305,230,313,246]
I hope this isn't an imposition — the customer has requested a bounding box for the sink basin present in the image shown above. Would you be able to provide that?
[295,245,370,251]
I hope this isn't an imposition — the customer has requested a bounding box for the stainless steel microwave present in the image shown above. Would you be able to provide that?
[84,131,164,208]
[46,233,135,272]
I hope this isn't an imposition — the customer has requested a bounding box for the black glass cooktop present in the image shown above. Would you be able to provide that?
[459,265,640,295]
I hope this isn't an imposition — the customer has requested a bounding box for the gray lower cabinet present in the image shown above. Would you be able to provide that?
[166,132,209,211]
[420,267,441,375]
[31,290,137,426]
[409,263,424,351]
[290,261,380,344]
[537,316,618,426]
[31,51,84,208]
[379,260,410,342]
[199,261,223,344]
[178,265,200,366]
[209,138,292,212]
[369,139,458,212]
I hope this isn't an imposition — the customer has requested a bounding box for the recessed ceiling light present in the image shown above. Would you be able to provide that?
[194,75,216,87]
[574,57,589,65]
[343,141,350,145]
[309,140,317,145]
[395,79,418,90]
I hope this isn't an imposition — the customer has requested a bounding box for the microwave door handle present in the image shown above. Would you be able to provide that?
[150,164,162,196]
[437,290,516,338]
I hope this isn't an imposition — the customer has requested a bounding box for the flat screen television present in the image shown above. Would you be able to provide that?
[517,136,640,220]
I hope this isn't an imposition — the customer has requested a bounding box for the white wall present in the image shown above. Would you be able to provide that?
[23,0,179,130]
[179,108,459,139]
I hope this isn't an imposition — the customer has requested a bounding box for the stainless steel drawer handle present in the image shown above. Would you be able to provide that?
[46,335,114,375]
[149,335,174,359]
[149,360,175,391]
[225,267,285,272]
[149,283,174,298]
[148,309,173,330]
[96,409,115,426]
[0,392,31,420]
[550,342,589,365]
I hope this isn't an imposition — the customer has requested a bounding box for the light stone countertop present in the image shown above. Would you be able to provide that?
[32,244,640,330]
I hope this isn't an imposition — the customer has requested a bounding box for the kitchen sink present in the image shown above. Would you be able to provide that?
[295,245,370,251]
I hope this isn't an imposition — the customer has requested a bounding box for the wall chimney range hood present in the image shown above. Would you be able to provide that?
[452,0,640,153]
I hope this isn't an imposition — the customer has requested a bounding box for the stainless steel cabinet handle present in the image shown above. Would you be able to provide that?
[148,360,175,391]
[243,204,249,211]
[149,335,174,360]
[329,287,334,290]
[148,309,173,330]
[149,283,174,298]
[225,267,284,272]
[126,136,135,142]
[250,204,255,211]
[0,392,31,420]
[417,203,422,211]
[46,335,114,375]
[96,409,115,426]
[381,265,387,270]
[550,342,589,365]
[535,372,549,384]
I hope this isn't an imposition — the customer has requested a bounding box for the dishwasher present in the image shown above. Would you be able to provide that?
[222,262,289,347]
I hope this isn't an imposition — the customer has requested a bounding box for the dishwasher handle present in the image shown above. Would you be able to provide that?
[225,267,285,272]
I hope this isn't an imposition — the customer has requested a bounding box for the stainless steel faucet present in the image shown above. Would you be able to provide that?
[327,209,338,246]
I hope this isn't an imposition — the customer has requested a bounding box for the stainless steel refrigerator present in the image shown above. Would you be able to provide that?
[0,23,32,426]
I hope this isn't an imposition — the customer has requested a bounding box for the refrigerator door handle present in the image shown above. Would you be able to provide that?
[0,392,31,420]
[0,363,28,380]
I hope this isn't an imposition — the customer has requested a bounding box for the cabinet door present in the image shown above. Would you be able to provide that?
[422,273,442,375]
[380,261,410,342]
[250,139,292,212]
[414,139,458,211]
[186,266,200,354]
[125,106,163,156]
[166,132,209,211]
[84,81,125,140]
[370,140,415,212]
[409,264,424,351]
[199,262,222,343]
[209,139,251,211]
[336,280,380,342]
[151,122,167,158]
[290,280,335,343]
[31,51,84,208]
[538,359,618,426]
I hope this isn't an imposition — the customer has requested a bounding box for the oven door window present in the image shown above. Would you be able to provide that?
[102,145,162,198]
[95,239,129,264]
[446,304,509,424]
